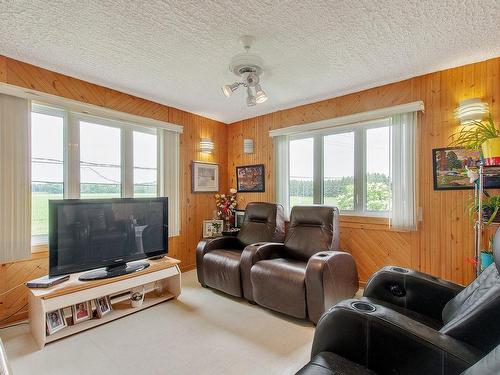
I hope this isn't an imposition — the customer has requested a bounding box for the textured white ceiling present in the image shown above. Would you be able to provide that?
[1,1,499,123]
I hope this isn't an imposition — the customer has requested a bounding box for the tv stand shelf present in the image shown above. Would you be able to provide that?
[28,257,181,349]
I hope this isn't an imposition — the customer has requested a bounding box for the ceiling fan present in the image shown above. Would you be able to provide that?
[221,36,268,107]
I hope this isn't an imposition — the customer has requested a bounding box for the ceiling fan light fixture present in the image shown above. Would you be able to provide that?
[246,87,256,107]
[221,36,269,107]
[222,82,240,97]
[254,84,268,104]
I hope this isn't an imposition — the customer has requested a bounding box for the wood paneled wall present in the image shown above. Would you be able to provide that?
[1,55,499,325]
[228,57,500,286]
[0,56,228,325]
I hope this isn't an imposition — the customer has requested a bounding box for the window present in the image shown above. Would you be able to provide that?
[133,131,157,197]
[31,108,65,240]
[80,121,122,199]
[287,119,392,216]
[289,138,314,206]
[30,105,163,244]
[366,126,391,212]
[323,132,355,210]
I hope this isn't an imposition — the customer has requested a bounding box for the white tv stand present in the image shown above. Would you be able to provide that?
[28,257,181,349]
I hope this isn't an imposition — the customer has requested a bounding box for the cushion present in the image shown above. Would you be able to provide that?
[203,249,243,297]
[296,352,376,375]
[251,258,307,319]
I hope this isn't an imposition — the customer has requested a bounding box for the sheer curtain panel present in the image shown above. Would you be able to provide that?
[390,112,417,231]
[274,135,290,220]
[158,129,180,237]
[0,94,31,262]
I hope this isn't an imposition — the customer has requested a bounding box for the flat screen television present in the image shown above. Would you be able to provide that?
[49,198,168,280]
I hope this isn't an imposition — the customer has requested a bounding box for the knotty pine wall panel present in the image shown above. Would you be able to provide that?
[228,57,500,286]
[0,56,227,325]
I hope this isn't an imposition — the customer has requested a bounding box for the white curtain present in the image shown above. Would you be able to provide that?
[0,94,31,262]
[158,129,180,237]
[391,112,417,231]
[274,135,290,220]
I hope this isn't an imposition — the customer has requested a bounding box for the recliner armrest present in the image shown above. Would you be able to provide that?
[363,266,464,322]
[240,242,285,301]
[196,236,243,285]
[305,251,359,324]
[312,299,482,375]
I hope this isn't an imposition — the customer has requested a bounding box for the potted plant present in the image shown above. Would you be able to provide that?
[466,195,500,225]
[215,189,238,231]
[450,114,500,165]
[481,237,495,271]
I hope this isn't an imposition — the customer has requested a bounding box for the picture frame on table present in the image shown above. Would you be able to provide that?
[46,308,67,335]
[203,219,224,238]
[234,210,245,228]
[192,161,219,192]
[236,164,265,192]
[72,301,92,324]
[94,296,113,318]
[432,147,500,190]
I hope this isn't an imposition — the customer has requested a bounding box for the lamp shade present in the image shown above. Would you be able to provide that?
[254,84,268,104]
[454,98,489,125]
[200,138,214,153]
[222,82,239,98]
[243,139,254,154]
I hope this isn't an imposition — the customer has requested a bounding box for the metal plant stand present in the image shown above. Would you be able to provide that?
[473,162,484,277]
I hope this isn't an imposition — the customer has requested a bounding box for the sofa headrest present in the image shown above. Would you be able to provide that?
[245,202,278,223]
[289,205,336,228]
[284,205,340,261]
[237,202,285,246]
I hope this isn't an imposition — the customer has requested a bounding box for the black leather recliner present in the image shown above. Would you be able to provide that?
[361,228,500,354]
[295,228,500,374]
[196,202,285,297]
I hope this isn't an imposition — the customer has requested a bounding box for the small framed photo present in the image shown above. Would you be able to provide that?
[234,210,245,228]
[236,164,265,192]
[46,309,67,335]
[72,301,92,324]
[192,161,219,192]
[95,296,113,318]
[203,219,223,238]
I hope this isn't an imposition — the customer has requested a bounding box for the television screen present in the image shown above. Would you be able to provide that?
[49,198,168,276]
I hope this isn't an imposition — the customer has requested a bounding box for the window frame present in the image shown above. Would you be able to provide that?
[30,103,158,246]
[288,118,392,217]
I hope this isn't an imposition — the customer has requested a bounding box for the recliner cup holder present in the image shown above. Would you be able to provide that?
[316,253,328,257]
[351,301,376,312]
[253,243,265,246]
[391,267,409,273]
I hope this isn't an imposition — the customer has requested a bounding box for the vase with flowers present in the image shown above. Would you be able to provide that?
[215,188,238,231]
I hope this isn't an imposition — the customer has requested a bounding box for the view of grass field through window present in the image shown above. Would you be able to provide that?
[32,115,157,236]
[289,126,391,212]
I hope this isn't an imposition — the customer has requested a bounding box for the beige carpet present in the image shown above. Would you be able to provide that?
[0,270,315,375]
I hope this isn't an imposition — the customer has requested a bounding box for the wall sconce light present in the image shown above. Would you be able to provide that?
[243,138,254,154]
[200,138,214,153]
[454,98,489,125]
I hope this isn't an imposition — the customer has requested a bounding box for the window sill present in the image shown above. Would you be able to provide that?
[339,215,390,229]
[31,243,48,254]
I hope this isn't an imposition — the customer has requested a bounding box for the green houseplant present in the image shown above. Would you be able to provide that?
[450,114,500,165]
[467,195,500,225]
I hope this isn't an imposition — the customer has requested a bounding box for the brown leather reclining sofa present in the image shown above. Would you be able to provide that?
[196,203,359,323]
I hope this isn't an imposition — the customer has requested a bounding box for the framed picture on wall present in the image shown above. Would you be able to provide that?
[203,219,223,238]
[192,161,219,192]
[432,147,500,190]
[236,164,265,192]
[234,210,245,228]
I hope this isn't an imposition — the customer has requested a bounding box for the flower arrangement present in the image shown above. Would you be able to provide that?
[215,188,238,228]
